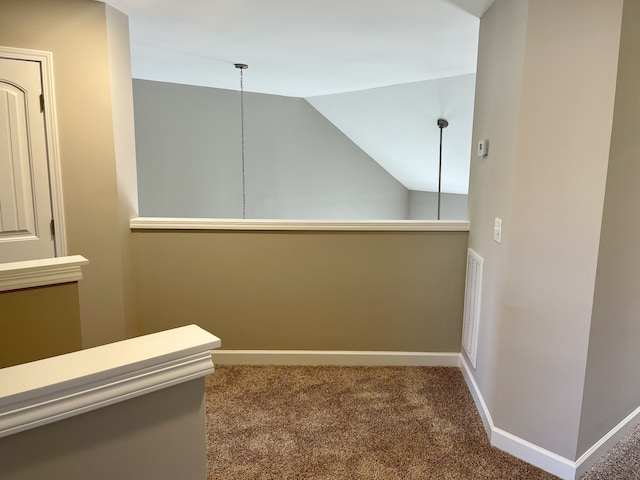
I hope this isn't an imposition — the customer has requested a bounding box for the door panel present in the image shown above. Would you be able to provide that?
[0,57,55,262]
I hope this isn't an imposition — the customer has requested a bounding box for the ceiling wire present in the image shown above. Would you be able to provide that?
[235,63,248,219]
[437,118,448,221]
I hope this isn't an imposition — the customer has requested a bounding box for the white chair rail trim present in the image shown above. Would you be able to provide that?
[0,255,89,292]
[130,217,470,232]
[0,325,221,439]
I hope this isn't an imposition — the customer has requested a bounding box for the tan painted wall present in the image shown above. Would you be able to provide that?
[0,0,138,346]
[0,283,82,368]
[132,230,468,352]
[577,0,640,457]
[105,4,140,338]
[468,0,623,460]
[0,379,207,480]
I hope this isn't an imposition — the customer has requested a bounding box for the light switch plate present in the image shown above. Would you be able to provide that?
[494,218,502,243]
[478,139,489,157]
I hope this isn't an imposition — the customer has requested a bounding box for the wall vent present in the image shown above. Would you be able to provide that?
[462,248,483,368]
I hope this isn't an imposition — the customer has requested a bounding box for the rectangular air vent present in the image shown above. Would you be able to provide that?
[462,248,483,368]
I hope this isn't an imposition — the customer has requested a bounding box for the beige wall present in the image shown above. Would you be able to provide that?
[0,0,138,346]
[105,4,140,338]
[468,0,623,460]
[466,0,529,417]
[0,379,207,480]
[0,283,82,368]
[132,230,467,352]
[577,0,640,457]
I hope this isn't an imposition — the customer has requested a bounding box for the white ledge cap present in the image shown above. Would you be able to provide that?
[130,217,470,232]
[0,325,221,438]
[0,255,89,292]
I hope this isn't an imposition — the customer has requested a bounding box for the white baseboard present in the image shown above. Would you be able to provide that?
[460,354,640,479]
[458,353,492,437]
[459,355,576,480]
[574,403,640,478]
[212,350,461,367]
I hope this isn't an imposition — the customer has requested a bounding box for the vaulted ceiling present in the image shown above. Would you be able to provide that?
[104,0,495,193]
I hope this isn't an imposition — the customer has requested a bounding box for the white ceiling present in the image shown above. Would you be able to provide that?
[104,0,494,193]
[308,74,476,193]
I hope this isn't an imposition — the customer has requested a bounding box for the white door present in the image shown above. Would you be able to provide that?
[0,56,56,262]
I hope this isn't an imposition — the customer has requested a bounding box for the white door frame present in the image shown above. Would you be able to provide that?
[0,45,66,257]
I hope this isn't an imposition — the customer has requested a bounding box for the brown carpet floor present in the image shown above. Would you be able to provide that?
[580,421,640,480]
[205,365,559,479]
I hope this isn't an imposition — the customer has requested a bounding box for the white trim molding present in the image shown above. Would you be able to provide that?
[130,217,470,232]
[459,355,640,480]
[0,325,221,438]
[0,46,67,256]
[0,255,89,292]
[212,350,461,366]
[459,355,577,479]
[574,403,640,478]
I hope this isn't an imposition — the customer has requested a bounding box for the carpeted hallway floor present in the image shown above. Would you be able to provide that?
[204,365,560,479]
[580,421,640,480]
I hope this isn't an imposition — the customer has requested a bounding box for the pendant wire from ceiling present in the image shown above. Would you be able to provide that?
[437,118,448,221]
[235,63,248,219]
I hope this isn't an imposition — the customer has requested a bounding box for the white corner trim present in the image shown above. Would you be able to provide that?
[574,403,640,478]
[212,350,461,366]
[130,217,470,232]
[0,325,221,439]
[0,255,89,292]
[459,355,577,480]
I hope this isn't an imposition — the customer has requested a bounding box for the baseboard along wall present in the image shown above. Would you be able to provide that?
[212,350,460,367]
[459,354,640,480]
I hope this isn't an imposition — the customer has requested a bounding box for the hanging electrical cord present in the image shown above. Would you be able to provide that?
[235,63,248,219]
[436,118,448,221]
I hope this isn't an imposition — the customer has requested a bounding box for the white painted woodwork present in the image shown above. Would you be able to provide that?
[0,46,67,263]
[0,56,54,262]
[0,255,88,292]
[130,217,471,232]
[212,350,461,366]
[0,325,221,439]
[462,248,483,368]
[0,83,33,234]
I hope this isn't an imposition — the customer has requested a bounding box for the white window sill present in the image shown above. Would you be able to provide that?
[130,217,470,232]
[0,325,221,438]
[0,255,89,292]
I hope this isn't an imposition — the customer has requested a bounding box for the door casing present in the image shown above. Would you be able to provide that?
[0,46,66,259]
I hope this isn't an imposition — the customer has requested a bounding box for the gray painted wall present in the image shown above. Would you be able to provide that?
[468,0,623,461]
[0,380,207,480]
[133,79,409,220]
[577,0,640,457]
[466,0,528,420]
[408,191,468,220]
